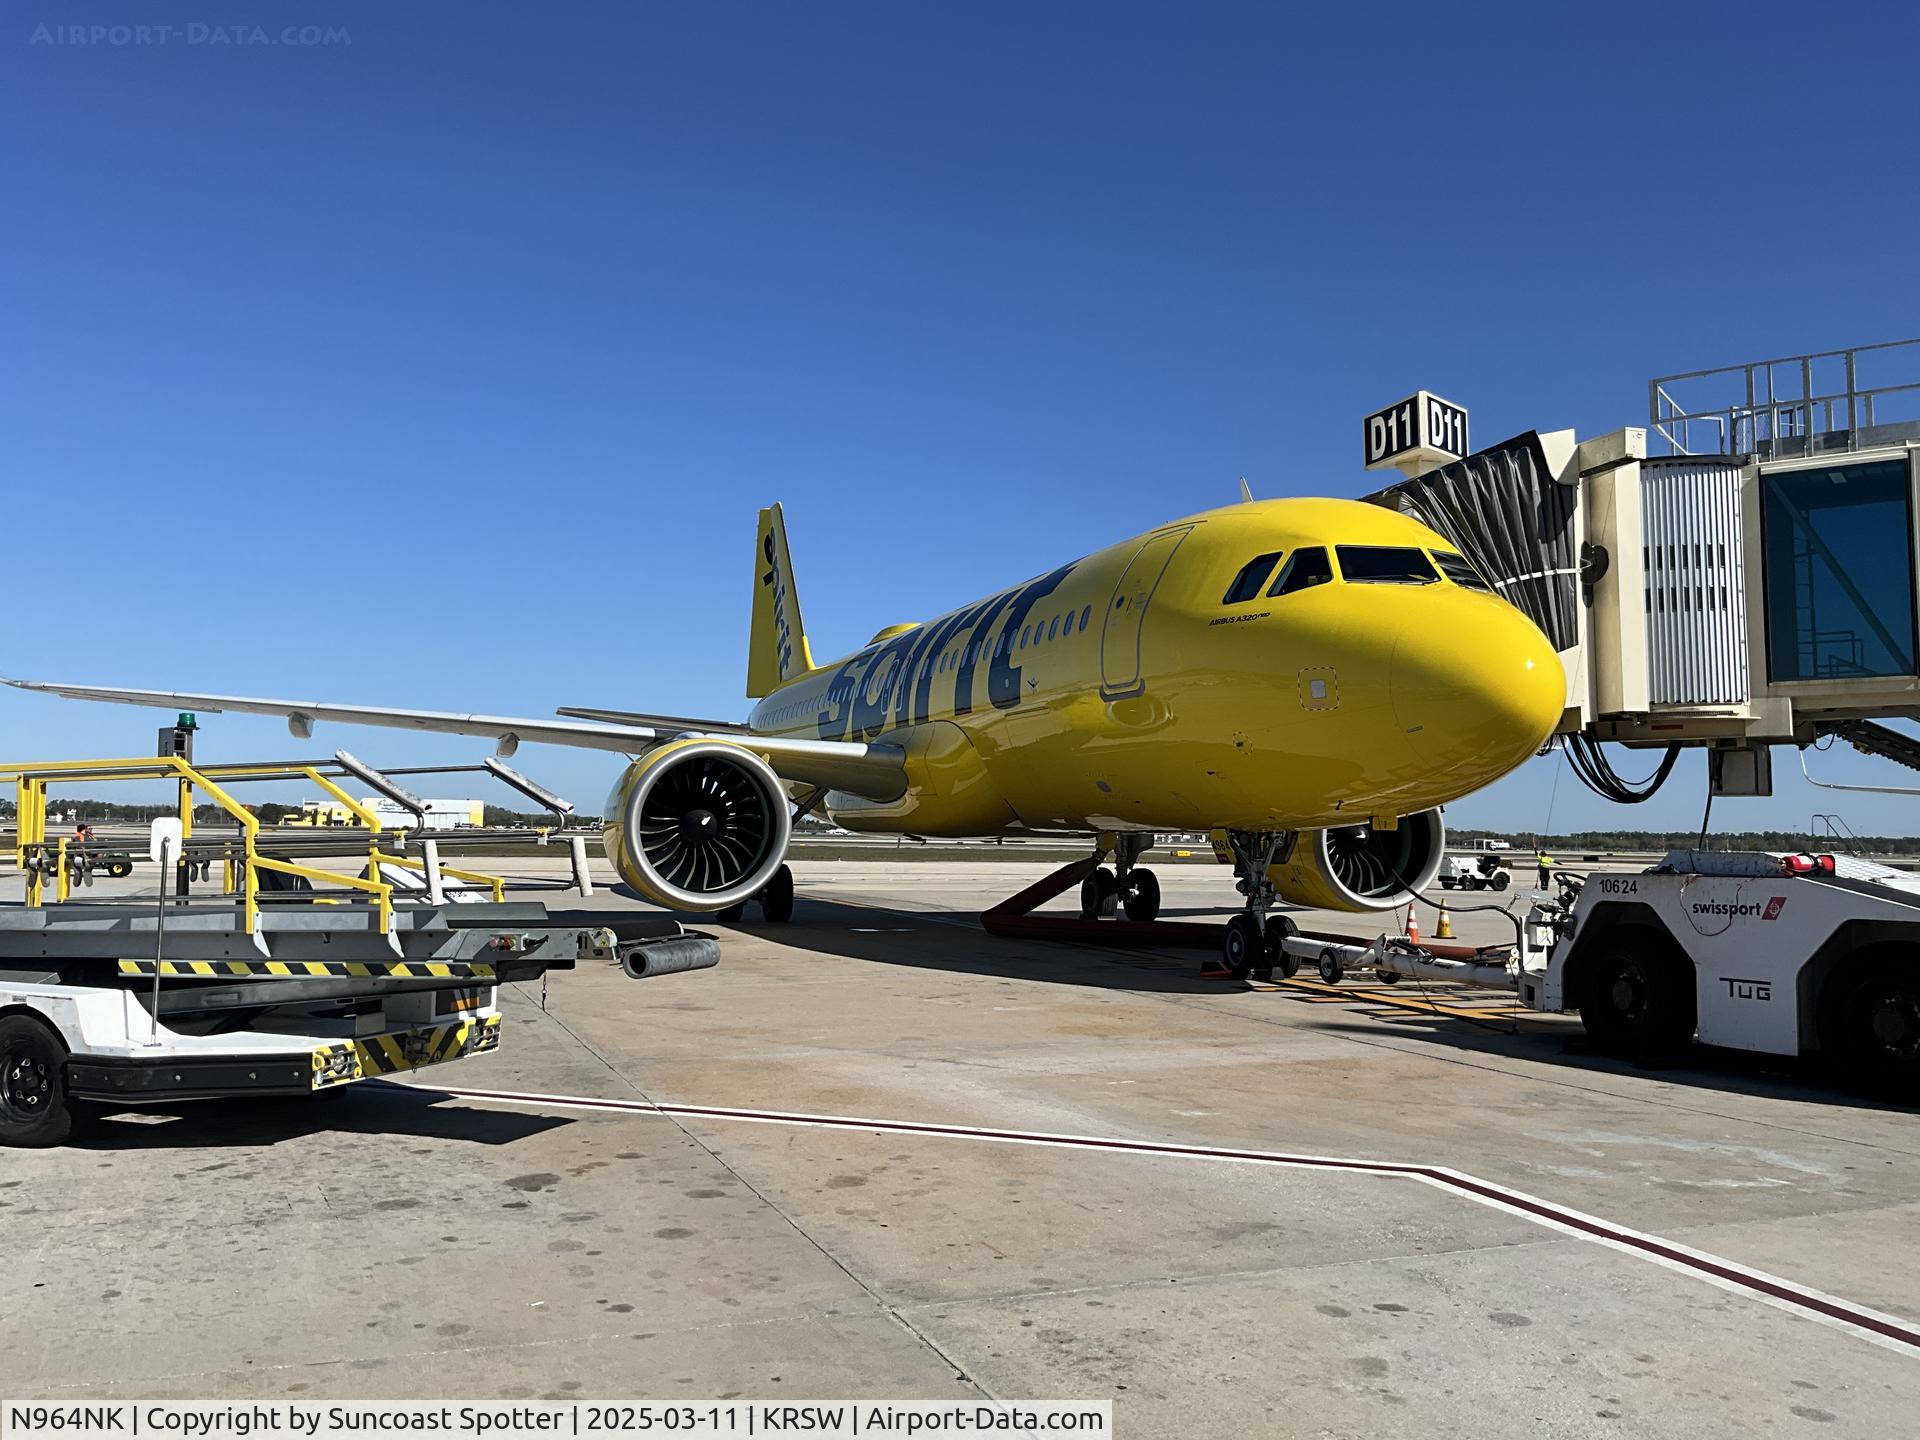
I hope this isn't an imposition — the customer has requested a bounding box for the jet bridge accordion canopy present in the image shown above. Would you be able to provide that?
[1363,432,1578,653]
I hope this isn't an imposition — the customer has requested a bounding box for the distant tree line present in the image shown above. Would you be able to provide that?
[1451,828,1919,856]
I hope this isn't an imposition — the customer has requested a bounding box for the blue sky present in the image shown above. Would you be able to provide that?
[5,1,1918,834]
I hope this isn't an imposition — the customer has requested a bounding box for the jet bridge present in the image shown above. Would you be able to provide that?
[1362,336,1920,796]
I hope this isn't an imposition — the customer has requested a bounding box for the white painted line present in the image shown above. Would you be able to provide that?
[423,1082,1920,1358]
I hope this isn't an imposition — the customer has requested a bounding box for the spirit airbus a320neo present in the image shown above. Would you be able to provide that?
[9,495,1563,970]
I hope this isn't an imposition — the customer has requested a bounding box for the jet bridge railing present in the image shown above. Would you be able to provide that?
[1650,337,1920,459]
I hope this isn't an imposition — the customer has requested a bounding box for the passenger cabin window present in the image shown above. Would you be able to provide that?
[1433,552,1493,592]
[1222,551,1283,604]
[1267,546,1333,597]
[1337,546,1439,584]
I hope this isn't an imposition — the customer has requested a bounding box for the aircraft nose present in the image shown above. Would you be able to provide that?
[1392,597,1564,783]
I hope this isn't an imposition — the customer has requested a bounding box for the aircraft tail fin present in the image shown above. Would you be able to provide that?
[748,503,817,698]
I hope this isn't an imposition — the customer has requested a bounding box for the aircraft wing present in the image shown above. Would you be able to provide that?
[2,679,906,801]
[555,705,752,735]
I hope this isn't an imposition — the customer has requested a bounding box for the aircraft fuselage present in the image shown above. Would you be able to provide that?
[745,497,1563,836]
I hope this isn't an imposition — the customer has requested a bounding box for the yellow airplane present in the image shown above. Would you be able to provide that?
[6,496,1563,975]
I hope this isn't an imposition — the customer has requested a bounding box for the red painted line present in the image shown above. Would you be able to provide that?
[424,1083,1920,1356]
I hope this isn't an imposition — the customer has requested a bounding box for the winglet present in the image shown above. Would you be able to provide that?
[1239,476,1255,504]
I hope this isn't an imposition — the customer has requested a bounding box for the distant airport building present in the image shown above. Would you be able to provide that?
[364,797,485,831]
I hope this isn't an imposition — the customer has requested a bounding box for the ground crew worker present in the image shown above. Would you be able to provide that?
[1537,851,1556,891]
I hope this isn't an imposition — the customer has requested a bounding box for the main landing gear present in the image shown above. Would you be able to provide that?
[715,863,795,924]
[1079,834,1160,922]
[1222,831,1298,983]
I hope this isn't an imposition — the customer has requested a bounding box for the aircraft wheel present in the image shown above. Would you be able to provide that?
[1317,948,1345,985]
[1577,925,1695,1058]
[1079,869,1112,920]
[757,864,795,924]
[1122,868,1160,922]
[0,1014,79,1149]
[1251,925,1297,983]
[715,902,746,922]
[1223,914,1262,981]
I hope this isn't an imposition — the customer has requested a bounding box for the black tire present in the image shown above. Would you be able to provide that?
[1375,968,1402,985]
[1490,870,1511,892]
[1223,914,1262,981]
[0,1014,75,1148]
[1576,925,1696,1058]
[1317,948,1345,985]
[1827,959,1920,1097]
[107,861,131,879]
[715,902,746,922]
[1263,925,1300,980]
[1439,877,1456,890]
[1079,870,1107,920]
[1122,868,1160,922]
[256,867,314,894]
[757,864,795,924]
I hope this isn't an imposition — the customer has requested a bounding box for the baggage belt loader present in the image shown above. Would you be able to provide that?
[0,900,718,1147]
[1277,849,1920,1095]
[0,748,720,1148]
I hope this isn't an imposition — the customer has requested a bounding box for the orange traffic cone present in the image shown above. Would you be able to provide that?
[1406,909,1420,946]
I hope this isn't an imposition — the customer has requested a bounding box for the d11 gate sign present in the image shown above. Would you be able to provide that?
[1362,390,1469,474]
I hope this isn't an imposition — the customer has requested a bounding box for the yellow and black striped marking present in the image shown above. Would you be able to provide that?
[118,958,496,980]
[311,1014,503,1089]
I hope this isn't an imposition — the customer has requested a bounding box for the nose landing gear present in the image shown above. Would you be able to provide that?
[1221,831,1299,981]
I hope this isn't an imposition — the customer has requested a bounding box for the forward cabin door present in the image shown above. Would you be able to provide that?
[1100,526,1192,699]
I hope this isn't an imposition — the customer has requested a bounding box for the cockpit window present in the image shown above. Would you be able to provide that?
[1432,551,1494,592]
[1267,546,1333,597]
[1222,551,1283,604]
[1337,545,1439,584]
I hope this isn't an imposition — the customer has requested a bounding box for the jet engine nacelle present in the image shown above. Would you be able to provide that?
[1269,810,1445,912]
[603,739,791,911]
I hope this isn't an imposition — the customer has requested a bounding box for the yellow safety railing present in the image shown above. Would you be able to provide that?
[0,754,395,935]
[253,854,392,934]
[370,850,508,903]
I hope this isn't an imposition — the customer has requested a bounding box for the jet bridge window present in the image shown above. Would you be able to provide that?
[1222,551,1283,604]
[1432,552,1493,592]
[1267,546,1333,597]
[1336,546,1439,584]
[1761,457,1917,682]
